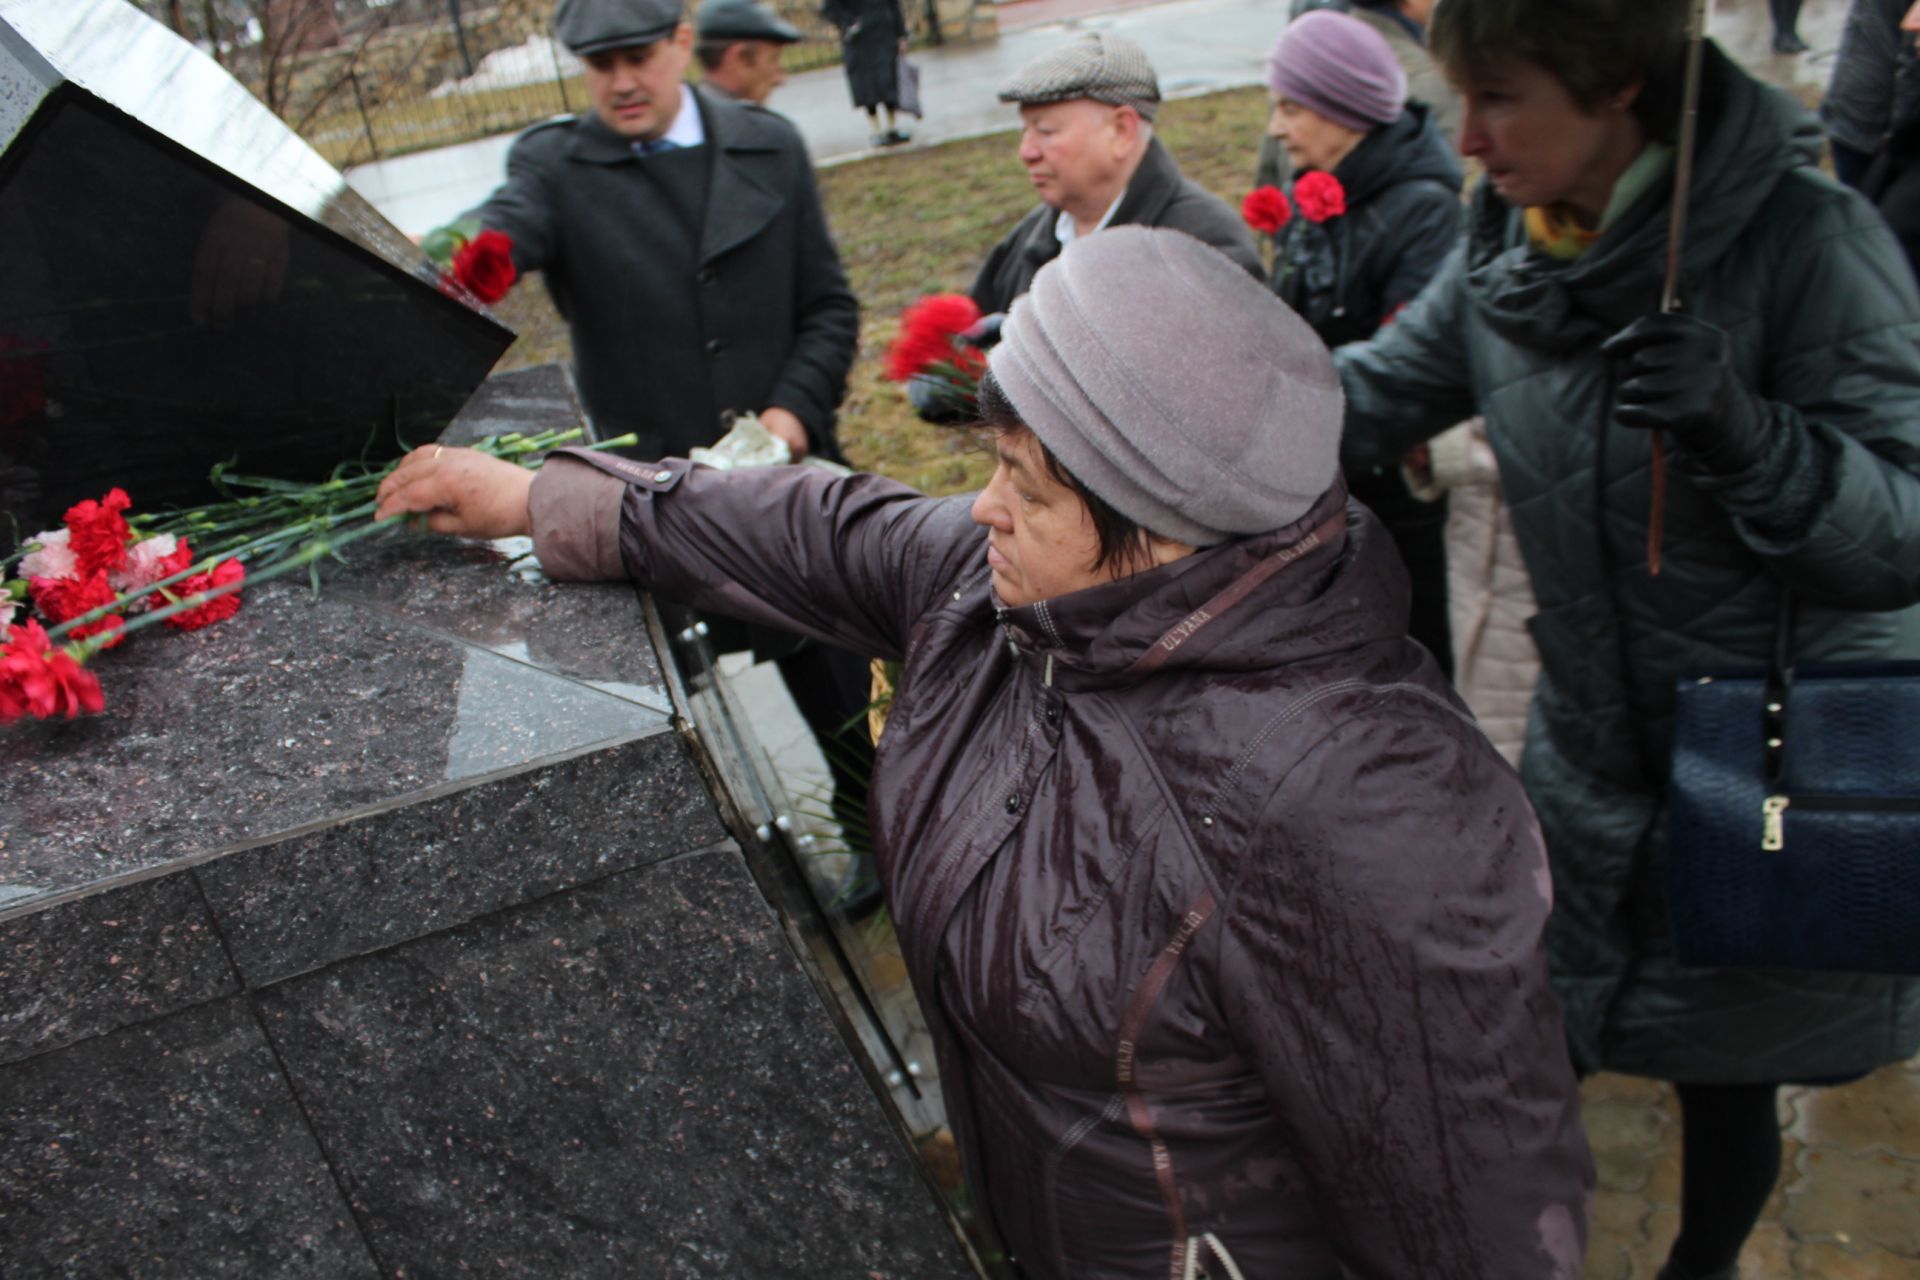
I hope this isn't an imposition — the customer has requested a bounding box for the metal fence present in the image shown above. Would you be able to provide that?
[291,0,973,168]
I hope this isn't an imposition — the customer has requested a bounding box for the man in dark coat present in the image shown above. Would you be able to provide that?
[465,0,874,907]
[466,0,857,464]
[694,0,802,105]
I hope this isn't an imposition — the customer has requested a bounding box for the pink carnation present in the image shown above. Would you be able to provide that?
[18,528,76,580]
[112,534,181,595]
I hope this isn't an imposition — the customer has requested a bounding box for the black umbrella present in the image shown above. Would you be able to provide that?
[1649,0,1712,574]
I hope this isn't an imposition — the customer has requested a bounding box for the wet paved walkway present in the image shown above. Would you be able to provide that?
[1584,1066,1920,1278]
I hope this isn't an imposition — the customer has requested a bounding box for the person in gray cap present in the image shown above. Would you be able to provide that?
[460,0,873,899]
[378,225,1594,1280]
[694,0,802,104]
[911,33,1260,421]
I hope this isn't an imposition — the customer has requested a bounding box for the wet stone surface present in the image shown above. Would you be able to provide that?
[0,998,375,1278]
[1581,1063,1920,1279]
[257,847,970,1279]
[0,534,672,909]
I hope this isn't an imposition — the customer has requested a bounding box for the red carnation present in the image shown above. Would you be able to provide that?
[1241,185,1293,235]
[165,558,246,631]
[64,488,133,577]
[450,229,518,305]
[0,619,104,722]
[28,570,126,649]
[884,293,989,385]
[1293,172,1348,224]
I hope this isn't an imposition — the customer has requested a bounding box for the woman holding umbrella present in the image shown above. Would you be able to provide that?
[1334,1,1920,1277]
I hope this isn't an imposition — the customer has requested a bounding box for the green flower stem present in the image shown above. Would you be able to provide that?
[36,428,638,650]
[62,518,404,660]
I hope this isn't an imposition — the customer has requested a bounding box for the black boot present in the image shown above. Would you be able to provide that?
[1769,0,1807,52]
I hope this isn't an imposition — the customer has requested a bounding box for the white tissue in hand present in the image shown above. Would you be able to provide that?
[688,414,791,470]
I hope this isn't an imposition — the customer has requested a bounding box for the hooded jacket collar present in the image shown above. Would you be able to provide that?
[1463,42,1823,351]
[1333,102,1463,208]
[989,482,1409,693]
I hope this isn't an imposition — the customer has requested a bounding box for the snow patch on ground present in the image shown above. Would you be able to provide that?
[430,35,578,98]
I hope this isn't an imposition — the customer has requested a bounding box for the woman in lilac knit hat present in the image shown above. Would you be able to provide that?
[1262,7,1466,677]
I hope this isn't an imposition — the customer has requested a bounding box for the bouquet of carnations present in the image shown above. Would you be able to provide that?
[883,293,993,412]
[2,428,633,726]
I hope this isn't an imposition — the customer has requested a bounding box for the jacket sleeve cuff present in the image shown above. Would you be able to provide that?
[530,456,628,581]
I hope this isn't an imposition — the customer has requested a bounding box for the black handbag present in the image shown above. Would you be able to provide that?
[1666,595,1920,975]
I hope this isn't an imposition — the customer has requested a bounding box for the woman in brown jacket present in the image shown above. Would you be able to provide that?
[378,227,1592,1279]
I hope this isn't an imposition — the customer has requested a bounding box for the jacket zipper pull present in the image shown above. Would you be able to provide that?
[1761,795,1789,852]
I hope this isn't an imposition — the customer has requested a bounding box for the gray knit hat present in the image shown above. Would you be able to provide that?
[988,227,1343,547]
[997,32,1162,121]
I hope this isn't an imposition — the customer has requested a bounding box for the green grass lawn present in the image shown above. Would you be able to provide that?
[490,84,1271,496]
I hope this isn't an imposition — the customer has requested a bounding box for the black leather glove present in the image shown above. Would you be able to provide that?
[963,311,1006,350]
[1603,311,1775,477]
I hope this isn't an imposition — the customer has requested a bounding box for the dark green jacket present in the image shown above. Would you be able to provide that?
[1337,44,1920,1083]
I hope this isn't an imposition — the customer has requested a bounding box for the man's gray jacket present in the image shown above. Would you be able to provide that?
[469,87,858,460]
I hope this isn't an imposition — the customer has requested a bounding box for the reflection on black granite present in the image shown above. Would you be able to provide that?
[438,362,587,450]
[0,871,237,1066]
[0,532,670,911]
[259,849,972,1279]
[329,531,672,712]
[0,0,512,541]
[0,998,376,1278]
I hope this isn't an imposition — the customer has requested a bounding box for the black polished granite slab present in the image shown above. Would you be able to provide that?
[262,847,965,1278]
[0,380,977,1273]
[0,534,675,906]
[0,998,377,1277]
[0,870,235,1065]
[0,530,686,1066]
[0,0,512,538]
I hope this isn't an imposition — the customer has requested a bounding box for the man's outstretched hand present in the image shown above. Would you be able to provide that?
[375,445,536,538]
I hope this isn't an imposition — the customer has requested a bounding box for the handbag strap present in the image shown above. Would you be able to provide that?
[1762,590,1797,789]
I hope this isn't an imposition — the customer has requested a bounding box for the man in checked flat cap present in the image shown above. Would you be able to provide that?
[460,0,874,895]
[694,0,803,105]
[912,32,1262,419]
[973,32,1261,312]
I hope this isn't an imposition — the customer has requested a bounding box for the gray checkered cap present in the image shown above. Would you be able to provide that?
[996,32,1162,120]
